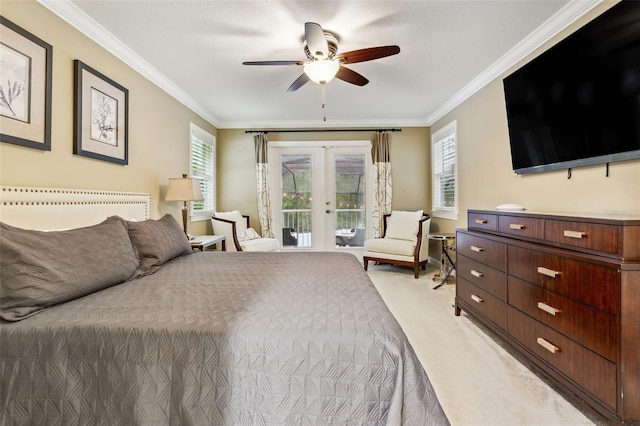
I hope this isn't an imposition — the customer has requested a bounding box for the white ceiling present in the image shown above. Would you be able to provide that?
[40,0,602,129]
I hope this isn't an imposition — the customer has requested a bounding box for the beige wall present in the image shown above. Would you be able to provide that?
[217,127,432,224]
[0,1,218,235]
[431,1,640,235]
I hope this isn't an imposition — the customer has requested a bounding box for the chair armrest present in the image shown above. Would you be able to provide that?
[211,216,242,251]
[417,216,431,261]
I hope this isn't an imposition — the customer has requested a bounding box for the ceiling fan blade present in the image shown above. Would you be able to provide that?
[305,22,329,59]
[336,45,400,64]
[335,66,369,86]
[287,73,310,92]
[243,60,303,66]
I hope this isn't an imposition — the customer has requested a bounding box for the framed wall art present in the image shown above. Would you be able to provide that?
[74,59,128,165]
[0,16,52,151]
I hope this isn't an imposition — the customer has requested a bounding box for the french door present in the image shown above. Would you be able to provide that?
[269,141,372,251]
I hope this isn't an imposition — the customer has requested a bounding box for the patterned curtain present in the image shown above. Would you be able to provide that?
[371,131,392,237]
[254,133,275,238]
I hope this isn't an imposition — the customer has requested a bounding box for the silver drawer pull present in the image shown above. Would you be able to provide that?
[474,218,488,224]
[470,270,484,278]
[563,230,586,239]
[470,245,484,253]
[470,294,484,304]
[537,302,561,316]
[509,223,525,230]
[537,337,560,354]
[537,266,560,278]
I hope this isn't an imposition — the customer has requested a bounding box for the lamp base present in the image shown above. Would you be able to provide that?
[181,202,189,238]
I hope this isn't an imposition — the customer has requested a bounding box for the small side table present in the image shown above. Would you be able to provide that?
[190,235,226,252]
[428,233,456,290]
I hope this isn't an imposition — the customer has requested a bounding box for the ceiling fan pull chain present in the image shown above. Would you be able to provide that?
[322,83,327,122]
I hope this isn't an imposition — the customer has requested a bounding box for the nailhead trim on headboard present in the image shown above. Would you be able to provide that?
[0,186,152,229]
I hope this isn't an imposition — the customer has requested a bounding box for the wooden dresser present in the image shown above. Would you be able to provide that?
[455,210,640,425]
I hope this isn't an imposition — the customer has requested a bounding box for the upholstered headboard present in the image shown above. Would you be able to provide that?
[0,186,151,230]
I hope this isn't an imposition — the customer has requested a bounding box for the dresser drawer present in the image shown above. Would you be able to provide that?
[468,212,498,232]
[457,254,506,301]
[457,278,506,330]
[508,276,616,361]
[545,219,620,257]
[507,307,616,410]
[508,245,617,314]
[456,231,506,271]
[498,215,544,240]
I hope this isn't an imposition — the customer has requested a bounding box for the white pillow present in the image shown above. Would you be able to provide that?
[385,210,424,241]
[237,227,261,242]
[214,210,247,233]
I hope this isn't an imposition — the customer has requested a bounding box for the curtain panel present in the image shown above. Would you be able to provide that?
[370,132,392,238]
[254,133,275,238]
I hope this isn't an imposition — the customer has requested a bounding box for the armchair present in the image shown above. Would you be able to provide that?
[363,210,431,278]
[282,228,298,247]
[211,210,279,252]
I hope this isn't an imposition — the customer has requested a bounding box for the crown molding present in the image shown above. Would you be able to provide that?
[37,0,222,128]
[425,0,602,126]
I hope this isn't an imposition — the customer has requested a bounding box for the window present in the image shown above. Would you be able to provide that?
[431,121,458,220]
[190,123,215,221]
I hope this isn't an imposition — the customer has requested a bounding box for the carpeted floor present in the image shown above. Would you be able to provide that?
[365,263,606,426]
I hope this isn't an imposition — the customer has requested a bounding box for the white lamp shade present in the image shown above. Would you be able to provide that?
[165,176,203,202]
[304,60,340,84]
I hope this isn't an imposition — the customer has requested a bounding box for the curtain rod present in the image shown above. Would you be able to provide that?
[245,128,401,134]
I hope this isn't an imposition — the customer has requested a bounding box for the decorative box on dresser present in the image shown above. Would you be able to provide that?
[455,209,640,425]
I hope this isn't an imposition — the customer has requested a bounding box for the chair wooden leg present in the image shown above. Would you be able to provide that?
[413,265,419,279]
[363,258,369,271]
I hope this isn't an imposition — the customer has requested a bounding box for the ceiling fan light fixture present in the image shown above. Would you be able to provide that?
[304,60,340,84]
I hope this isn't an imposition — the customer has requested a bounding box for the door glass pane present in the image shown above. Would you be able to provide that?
[281,155,312,248]
[334,155,365,248]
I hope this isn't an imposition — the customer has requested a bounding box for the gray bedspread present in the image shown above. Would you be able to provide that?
[1,251,449,425]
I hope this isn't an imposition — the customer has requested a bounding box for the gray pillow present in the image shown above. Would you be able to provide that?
[0,216,139,321]
[127,214,192,277]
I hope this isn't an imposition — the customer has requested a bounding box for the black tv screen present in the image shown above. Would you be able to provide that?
[503,0,640,174]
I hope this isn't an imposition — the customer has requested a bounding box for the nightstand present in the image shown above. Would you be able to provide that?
[190,235,226,251]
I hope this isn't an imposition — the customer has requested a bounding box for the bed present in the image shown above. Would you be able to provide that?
[0,186,449,425]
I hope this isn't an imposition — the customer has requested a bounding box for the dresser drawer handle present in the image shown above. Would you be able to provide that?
[470,245,484,253]
[474,218,488,224]
[537,337,560,354]
[509,223,525,230]
[563,230,586,239]
[470,294,484,304]
[537,302,561,316]
[470,270,484,278]
[537,266,560,278]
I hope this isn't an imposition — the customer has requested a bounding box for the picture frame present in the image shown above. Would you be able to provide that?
[74,59,128,165]
[0,16,52,151]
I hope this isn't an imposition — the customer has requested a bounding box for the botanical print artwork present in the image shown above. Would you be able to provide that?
[0,42,30,123]
[90,87,117,145]
[0,17,52,150]
[73,59,127,164]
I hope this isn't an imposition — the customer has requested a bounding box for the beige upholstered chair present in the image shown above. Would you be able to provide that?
[363,210,431,278]
[211,210,279,252]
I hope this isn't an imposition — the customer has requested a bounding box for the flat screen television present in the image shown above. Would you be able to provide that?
[503,0,640,174]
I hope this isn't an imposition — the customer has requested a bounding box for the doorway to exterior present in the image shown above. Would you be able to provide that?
[269,141,372,252]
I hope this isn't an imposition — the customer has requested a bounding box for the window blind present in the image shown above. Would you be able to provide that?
[432,133,456,212]
[190,125,215,217]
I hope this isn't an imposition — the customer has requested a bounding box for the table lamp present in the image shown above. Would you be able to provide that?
[165,174,203,236]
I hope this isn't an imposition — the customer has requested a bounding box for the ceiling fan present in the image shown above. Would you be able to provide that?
[243,22,401,93]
